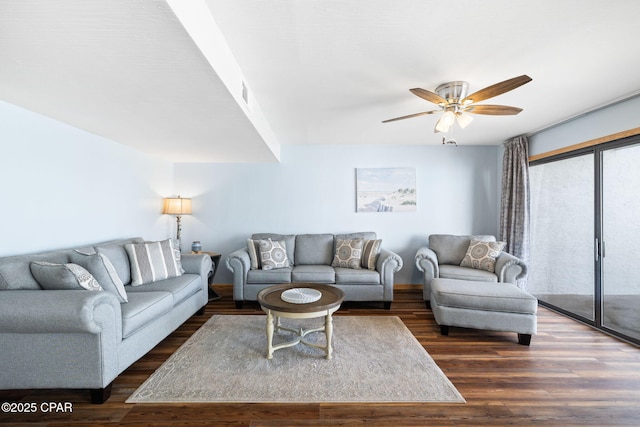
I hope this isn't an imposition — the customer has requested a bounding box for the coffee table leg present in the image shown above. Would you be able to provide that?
[325,313,333,360]
[266,310,275,359]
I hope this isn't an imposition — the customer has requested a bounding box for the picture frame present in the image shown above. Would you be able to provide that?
[356,168,416,212]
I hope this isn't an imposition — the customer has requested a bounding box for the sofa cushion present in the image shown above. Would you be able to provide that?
[0,251,70,290]
[247,239,260,269]
[295,234,334,265]
[335,267,381,285]
[361,239,382,270]
[460,239,505,273]
[91,237,144,285]
[120,291,173,339]
[331,238,363,269]
[69,250,128,302]
[258,239,290,270]
[431,278,538,315]
[252,233,296,265]
[126,274,201,306]
[247,267,292,284]
[439,265,498,282]
[29,261,102,291]
[292,265,335,283]
[335,232,377,242]
[429,234,496,265]
[125,239,182,286]
[96,244,133,285]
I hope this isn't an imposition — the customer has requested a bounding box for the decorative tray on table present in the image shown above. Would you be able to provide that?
[281,288,322,304]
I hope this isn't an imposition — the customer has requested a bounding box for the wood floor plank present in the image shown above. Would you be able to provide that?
[1,285,639,426]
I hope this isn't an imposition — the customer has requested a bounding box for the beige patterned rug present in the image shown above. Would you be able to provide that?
[127,315,465,403]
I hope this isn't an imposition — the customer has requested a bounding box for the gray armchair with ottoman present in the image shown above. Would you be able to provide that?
[415,234,536,345]
[415,234,528,307]
[226,232,403,309]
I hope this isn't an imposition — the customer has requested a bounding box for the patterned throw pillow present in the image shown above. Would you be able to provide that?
[70,250,128,302]
[258,239,290,270]
[361,239,382,270]
[332,238,364,269]
[125,239,183,286]
[460,239,506,273]
[30,261,103,291]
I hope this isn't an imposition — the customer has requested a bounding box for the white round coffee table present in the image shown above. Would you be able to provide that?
[257,284,344,360]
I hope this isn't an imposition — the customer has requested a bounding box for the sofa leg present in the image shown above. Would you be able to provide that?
[90,383,112,404]
[518,333,532,346]
[383,301,391,310]
[440,325,449,336]
[425,300,431,310]
[196,305,206,316]
[235,301,244,309]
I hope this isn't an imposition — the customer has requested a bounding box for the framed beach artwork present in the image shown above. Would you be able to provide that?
[356,168,417,212]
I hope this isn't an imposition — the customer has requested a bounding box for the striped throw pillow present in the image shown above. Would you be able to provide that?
[361,239,382,270]
[125,239,182,286]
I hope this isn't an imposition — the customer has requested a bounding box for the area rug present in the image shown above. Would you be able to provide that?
[127,315,465,403]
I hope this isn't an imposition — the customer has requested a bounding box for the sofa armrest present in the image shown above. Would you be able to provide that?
[415,247,439,301]
[414,247,438,274]
[376,248,403,301]
[180,254,212,306]
[0,290,121,337]
[181,253,212,276]
[495,252,528,283]
[226,248,251,302]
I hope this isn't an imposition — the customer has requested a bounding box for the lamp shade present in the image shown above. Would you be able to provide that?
[163,197,192,215]
[434,111,456,133]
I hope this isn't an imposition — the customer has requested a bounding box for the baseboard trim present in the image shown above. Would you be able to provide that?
[394,284,423,290]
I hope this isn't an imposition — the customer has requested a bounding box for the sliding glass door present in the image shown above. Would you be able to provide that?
[530,136,640,345]
[529,154,595,322]
[601,143,640,341]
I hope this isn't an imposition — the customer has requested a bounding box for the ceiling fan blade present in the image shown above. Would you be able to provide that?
[466,105,523,115]
[461,75,532,104]
[410,88,447,105]
[382,110,439,123]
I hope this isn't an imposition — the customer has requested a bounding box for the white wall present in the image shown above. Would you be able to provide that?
[174,144,500,285]
[0,101,174,256]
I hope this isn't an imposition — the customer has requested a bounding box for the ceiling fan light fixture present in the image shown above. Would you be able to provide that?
[435,111,455,133]
[456,112,473,128]
[383,75,532,136]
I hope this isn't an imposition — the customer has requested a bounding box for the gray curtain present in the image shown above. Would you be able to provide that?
[500,135,530,286]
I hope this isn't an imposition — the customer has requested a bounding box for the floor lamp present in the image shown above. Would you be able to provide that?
[163,196,192,252]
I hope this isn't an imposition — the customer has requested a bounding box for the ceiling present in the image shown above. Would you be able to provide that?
[2,0,640,163]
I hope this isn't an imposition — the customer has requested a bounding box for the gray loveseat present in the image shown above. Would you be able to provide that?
[226,232,403,309]
[0,237,212,403]
[415,234,527,306]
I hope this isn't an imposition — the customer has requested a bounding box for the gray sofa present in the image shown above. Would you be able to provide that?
[415,234,527,306]
[226,232,403,309]
[0,237,212,403]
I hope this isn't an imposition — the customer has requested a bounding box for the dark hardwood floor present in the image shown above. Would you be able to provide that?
[1,285,639,426]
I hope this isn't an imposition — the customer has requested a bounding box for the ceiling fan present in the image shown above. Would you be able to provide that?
[383,75,532,133]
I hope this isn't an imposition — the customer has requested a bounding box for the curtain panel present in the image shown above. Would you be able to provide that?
[500,135,530,287]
